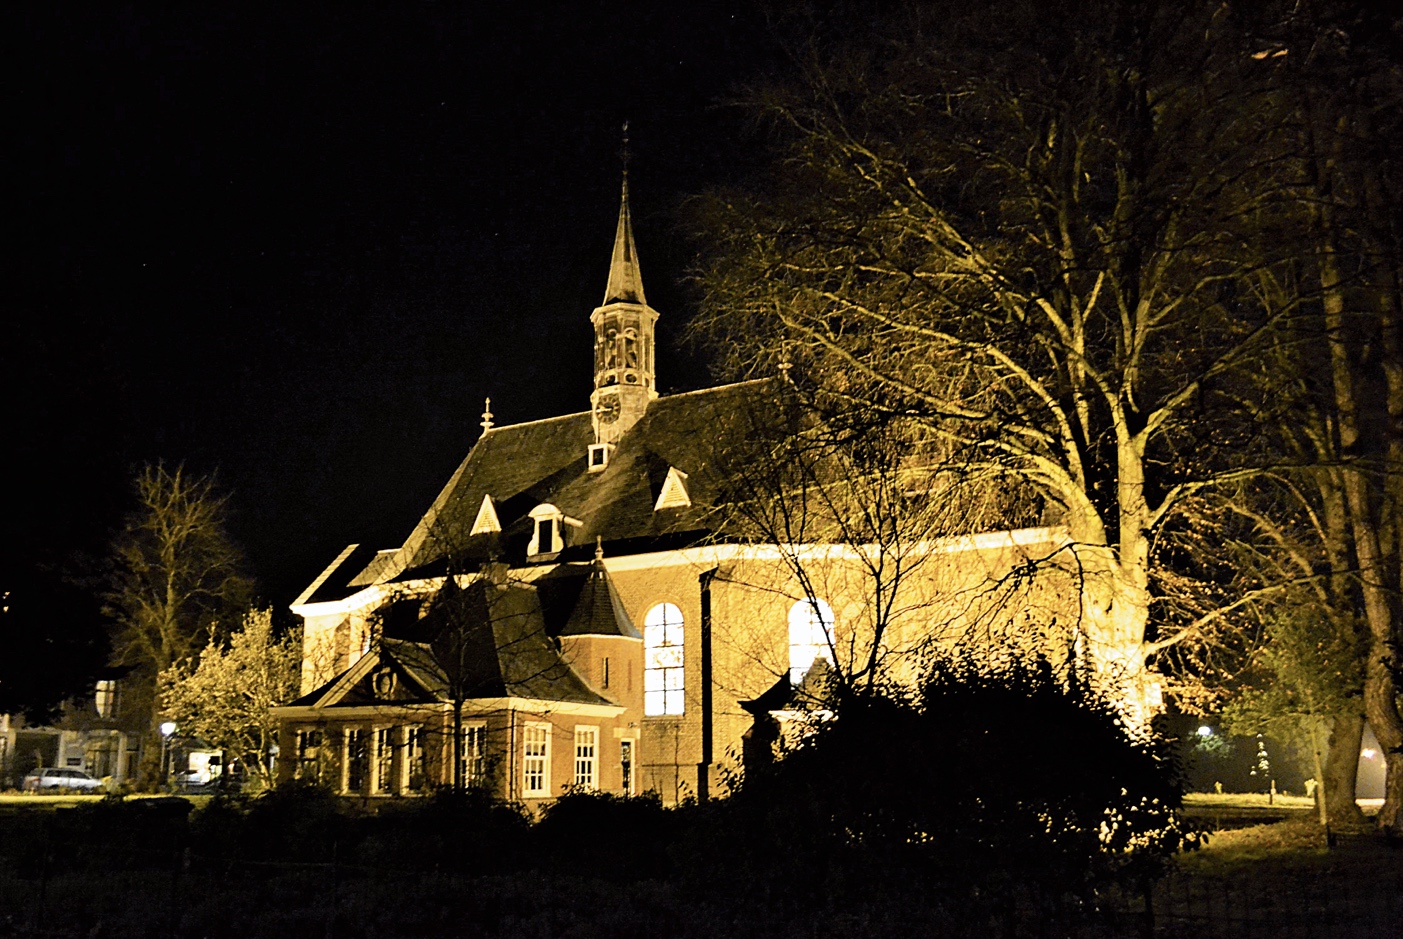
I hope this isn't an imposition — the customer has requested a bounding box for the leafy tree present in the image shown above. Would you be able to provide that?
[159,608,300,786]
[104,462,252,785]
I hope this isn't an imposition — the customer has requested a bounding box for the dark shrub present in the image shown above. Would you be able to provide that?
[681,654,1188,935]
[533,789,676,880]
[357,787,531,873]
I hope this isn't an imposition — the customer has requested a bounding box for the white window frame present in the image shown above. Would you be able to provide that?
[460,722,488,788]
[343,727,368,794]
[643,602,685,716]
[401,725,425,792]
[573,726,598,790]
[373,726,395,794]
[527,504,564,555]
[522,722,551,797]
[94,679,116,718]
[619,738,636,796]
[788,598,836,684]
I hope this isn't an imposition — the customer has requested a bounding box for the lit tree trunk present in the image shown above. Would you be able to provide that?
[1323,712,1366,825]
[1320,210,1403,834]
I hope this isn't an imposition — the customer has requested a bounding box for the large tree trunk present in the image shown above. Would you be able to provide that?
[1323,712,1366,826]
[1320,210,1403,834]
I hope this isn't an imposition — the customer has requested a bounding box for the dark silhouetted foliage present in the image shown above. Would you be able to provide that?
[534,789,676,881]
[681,654,1189,934]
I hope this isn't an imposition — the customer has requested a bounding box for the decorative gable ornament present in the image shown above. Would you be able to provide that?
[654,466,691,511]
[470,494,501,535]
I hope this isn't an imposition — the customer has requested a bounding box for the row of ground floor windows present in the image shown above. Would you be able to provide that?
[294,724,633,798]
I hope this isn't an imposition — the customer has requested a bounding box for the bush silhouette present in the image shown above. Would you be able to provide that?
[682,654,1187,932]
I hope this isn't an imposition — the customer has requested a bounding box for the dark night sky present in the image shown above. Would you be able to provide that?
[8,3,778,614]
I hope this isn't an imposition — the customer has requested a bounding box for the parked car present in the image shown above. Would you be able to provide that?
[22,767,105,792]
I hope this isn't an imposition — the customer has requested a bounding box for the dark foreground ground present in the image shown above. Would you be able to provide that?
[0,800,1399,939]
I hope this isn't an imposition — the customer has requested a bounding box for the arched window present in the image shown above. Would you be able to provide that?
[788,598,835,684]
[644,602,685,716]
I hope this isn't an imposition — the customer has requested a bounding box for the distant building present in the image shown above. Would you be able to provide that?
[272,175,1074,804]
[1,669,140,788]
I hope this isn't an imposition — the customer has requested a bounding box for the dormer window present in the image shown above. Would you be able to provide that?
[527,503,580,556]
[654,466,691,510]
[588,443,614,472]
[470,494,501,535]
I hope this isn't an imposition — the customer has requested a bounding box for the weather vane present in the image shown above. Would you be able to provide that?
[621,120,631,183]
[480,397,494,436]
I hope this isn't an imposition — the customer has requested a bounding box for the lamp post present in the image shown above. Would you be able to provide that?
[160,721,177,791]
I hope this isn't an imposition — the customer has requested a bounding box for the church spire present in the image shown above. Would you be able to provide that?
[602,139,646,306]
[590,125,659,448]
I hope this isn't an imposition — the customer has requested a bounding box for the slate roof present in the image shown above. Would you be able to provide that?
[390,379,772,577]
[559,559,641,638]
[286,578,613,709]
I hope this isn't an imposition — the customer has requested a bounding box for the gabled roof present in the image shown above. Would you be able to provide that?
[383,379,772,577]
[289,578,614,710]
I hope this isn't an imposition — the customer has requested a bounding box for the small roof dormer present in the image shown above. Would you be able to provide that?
[470,494,501,535]
[654,466,691,511]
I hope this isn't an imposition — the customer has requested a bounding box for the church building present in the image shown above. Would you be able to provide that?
[272,175,1074,804]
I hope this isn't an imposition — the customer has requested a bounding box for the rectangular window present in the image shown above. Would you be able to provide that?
[620,739,635,796]
[296,729,324,782]
[94,680,116,719]
[574,726,598,790]
[403,726,425,791]
[523,722,550,797]
[374,727,395,793]
[344,729,368,794]
[460,724,487,788]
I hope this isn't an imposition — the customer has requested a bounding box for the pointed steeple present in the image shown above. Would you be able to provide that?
[589,127,660,447]
[603,172,646,306]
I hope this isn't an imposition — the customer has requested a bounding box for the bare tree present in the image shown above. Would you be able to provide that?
[708,391,1063,699]
[690,2,1297,720]
[104,462,252,785]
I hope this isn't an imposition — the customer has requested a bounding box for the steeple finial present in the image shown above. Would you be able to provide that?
[479,397,494,436]
[603,124,646,307]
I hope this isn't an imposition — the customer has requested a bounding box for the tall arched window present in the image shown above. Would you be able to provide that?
[788,598,835,684]
[644,602,685,716]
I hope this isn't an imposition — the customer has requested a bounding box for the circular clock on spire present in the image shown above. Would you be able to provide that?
[597,393,621,424]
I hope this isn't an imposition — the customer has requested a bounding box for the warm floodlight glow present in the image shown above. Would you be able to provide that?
[1362,748,1378,760]
[160,721,177,737]
[1196,725,1213,737]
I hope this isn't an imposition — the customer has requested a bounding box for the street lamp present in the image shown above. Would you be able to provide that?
[160,721,177,791]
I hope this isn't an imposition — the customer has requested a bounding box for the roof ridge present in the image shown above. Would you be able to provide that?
[481,409,592,433]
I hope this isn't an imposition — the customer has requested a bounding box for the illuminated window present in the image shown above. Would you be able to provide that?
[374,727,395,793]
[94,679,116,719]
[574,726,598,789]
[620,739,635,795]
[788,598,835,684]
[343,728,368,794]
[460,724,487,788]
[403,726,426,791]
[523,722,550,797]
[296,729,324,782]
[644,603,685,716]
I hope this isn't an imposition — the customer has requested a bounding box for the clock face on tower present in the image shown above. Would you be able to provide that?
[597,393,621,424]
